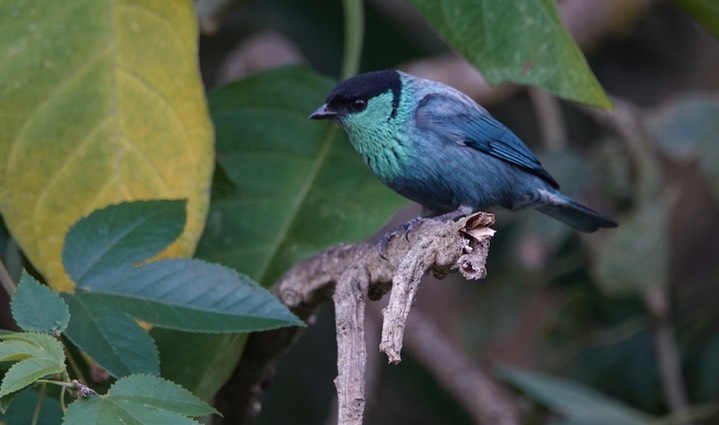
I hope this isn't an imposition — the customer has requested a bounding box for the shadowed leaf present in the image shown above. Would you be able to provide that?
[63,200,186,285]
[406,0,611,108]
[498,366,654,425]
[592,197,671,296]
[650,97,719,203]
[75,259,303,332]
[62,293,160,378]
[672,0,719,37]
[151,330,246,401]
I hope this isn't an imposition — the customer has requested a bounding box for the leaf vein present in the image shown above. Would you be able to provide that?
[253,125,340,282]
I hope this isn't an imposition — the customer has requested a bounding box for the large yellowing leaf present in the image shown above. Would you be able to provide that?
[0,0,214,291]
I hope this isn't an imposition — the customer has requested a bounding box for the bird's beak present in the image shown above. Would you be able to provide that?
[309,103,336,120]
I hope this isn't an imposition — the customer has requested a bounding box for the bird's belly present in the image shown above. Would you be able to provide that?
[387,153,527,214]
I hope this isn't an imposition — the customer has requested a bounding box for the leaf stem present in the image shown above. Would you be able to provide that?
[31,382,47,425]
[528,87,567,151]
[35,376,71,412]
[63,344,88,385]
[60,386,67,414]
[341,0,364,79]
[644,288,694,425]
[36,379,76,389]
[0,257,17,296]
[37,376,97,404]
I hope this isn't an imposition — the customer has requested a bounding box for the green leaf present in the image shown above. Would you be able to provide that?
[0,340,43,362]
[63,397,201,425]
[0,392,15,415]
[63,200,186,285]
[75,259,303,332]
[1,359,61,398]
[152,330,246,401]
[61,200,299,334]
[10,271,70,333]
[62,294,159,378]
[0,333,65,365]
[0,333,65,398]
[62,375,217,425]
[0,0,214,292]
[198,66,407,284]
[498,367,654,425]
[650,97,719,203]
[406,0,611,108]
[672,0,719,37]
[692,334,719,401]
[110,375,218,417]
[0,388,63,423]
[592,197,671,296]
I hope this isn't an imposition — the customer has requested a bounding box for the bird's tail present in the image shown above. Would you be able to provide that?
[535,190,617,232]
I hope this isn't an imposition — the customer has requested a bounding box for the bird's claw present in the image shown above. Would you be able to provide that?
[377,216,425,260]
[377,206,474,259]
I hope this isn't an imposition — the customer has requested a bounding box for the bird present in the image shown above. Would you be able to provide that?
[309,69,617,242]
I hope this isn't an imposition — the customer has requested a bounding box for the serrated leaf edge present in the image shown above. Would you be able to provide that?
[10,271,71,333]
[109,374,219,416]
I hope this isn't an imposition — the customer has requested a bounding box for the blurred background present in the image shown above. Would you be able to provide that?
[203,0,719,423]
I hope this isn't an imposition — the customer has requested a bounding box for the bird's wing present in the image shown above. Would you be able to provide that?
[415,92,559,188]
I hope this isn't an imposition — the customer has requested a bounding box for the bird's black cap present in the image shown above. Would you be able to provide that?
[310,70,402,120]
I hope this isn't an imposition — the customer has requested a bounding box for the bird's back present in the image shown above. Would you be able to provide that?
[385,73,558,214]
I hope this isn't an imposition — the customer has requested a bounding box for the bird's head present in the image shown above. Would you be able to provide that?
[310,70,404,136]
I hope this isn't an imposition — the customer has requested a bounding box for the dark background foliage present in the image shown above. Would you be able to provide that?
[195,0,719,423]
[1,0,718,423]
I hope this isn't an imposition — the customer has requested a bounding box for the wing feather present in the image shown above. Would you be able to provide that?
[415,92,559,188]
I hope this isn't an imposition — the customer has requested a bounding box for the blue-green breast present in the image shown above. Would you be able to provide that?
[340,80,417,183]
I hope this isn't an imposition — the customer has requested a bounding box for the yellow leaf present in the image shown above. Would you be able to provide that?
[0,0,214,291]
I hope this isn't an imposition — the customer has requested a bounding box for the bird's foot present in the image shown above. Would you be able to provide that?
[377,216,425,260]
[376,206,473,259]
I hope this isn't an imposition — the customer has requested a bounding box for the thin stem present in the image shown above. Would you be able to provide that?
[644,289,694,425]
[35,379,76,389]
[528,87,567,151]
[38,375,96,412]
[60,386,67,414]
[31,383,46,425]
[341,0,364,79]
[63,343,88,385]
[404,311,520,425]
[0,257,17,296]
[654,321,693,425]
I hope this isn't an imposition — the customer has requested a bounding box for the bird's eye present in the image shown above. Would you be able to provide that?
[350,99,367,112]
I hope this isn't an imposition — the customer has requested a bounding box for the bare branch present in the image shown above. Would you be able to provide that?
[0,257,17,297]
[213,212,496,424]
[645,288,695,425]
[404,311,520,425]
[333,267,369,425]
[380,213,494,363]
